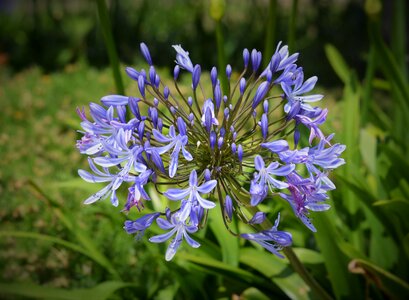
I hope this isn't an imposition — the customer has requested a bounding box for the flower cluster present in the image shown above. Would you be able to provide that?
[76,42,345,261]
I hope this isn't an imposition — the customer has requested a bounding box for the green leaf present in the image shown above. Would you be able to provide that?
[181,253,255,282]
[208,202,239,267]
[0,281,140,300]
[240,287,270,300]
[239,248,311,300]
[314,212,363,299]
[324,44,350,84]
[359,127,377,175]
[292,248,324,265]
[341,70,364,251]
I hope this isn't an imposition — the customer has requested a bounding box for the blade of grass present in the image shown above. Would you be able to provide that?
[342,71,364,251]
[324,44,350,84]
[314,212,363,299]
[240,248,311,300]
[208,202,239,267]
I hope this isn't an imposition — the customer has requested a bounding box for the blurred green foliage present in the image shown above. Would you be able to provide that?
[1,0,409,299]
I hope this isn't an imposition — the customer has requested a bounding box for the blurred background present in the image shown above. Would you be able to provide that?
[1,0,408,299]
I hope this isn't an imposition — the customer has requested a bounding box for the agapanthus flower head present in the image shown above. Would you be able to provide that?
[76,42,345,260]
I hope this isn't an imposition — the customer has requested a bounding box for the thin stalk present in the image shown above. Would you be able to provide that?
[215,20,229,96]
[96,0,125,95]
[283,247,333,300]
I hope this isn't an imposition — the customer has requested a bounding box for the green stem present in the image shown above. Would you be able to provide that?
[283,247,333,300]
[215,20,228,96]
[95,0,125,95]
[288,0,298,52]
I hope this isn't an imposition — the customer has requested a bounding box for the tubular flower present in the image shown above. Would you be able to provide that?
[76,42,345,260]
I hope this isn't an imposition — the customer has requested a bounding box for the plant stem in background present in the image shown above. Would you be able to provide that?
[263,0,277,67]
[282,248,333,300]
[288,0,298,52]
[95,0,124,95]
[210,0,228,95]
[215,20,229,96]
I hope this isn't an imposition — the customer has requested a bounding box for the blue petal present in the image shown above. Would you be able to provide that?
[182,146,193,161]
[297,76,317,94]
[189,170,198,186]
[261,140,289,153]
[254,155,265,170]
[164,188,190,200]
[197,180,217,194]
[268,164,295,176]
[149,227,177,243]
[196,193,216,209]
[152,129,171,143]
[267,177,289,189]
[298,94,323,102]
[305,203,330,212]
[101,95,129,106]
[178,201,192,221]
[169,154,179,178]
[83,184,112,205]
[94,156,127,167]
[78,170,111,183]
[184,231,200,248]
[156,218,174,230]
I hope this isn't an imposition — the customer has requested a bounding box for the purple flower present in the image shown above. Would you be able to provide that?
[78,158,136,207]
[173,45,194,72]
[281,74,323,118]
[152,121,193,178]
[164,170,217,220]
[250,155,295,205]
[140,42,153,65]
[124,212,160,240]
[224,195,233,221]
[201,99,219,130]
[248,212,266,224]
[149,213,200,261]
[297,108,328,144]
[241,214,292,258]
[252,81,270,108]
[123,170,152,211]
